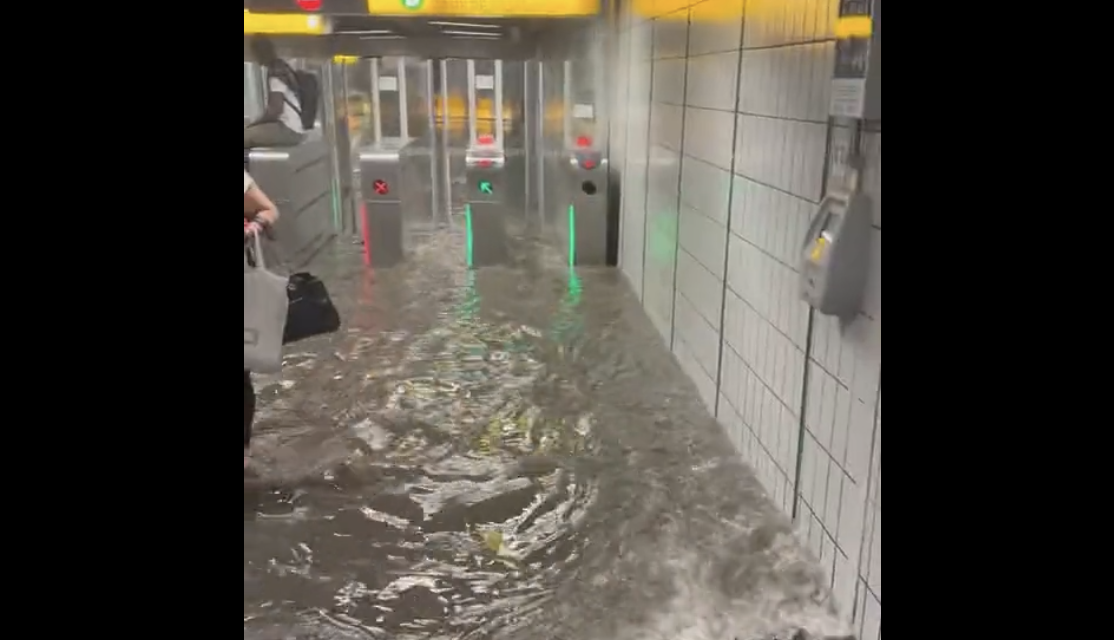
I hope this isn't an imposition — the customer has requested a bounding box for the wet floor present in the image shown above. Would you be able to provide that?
[244,226,853,640]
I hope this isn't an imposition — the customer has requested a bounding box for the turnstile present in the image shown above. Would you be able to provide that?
[563,147,609,266]
[358,138,416,267]
[464,145,509,267]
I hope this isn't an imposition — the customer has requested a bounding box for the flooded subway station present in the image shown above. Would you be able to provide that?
[244,1,881,638]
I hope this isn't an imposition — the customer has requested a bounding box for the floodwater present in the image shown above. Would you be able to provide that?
[244,229,853,640]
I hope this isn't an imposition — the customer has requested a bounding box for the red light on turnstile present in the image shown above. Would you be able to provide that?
[478,160,493,168]
[576,136,592,148]
[295,0,322,10]
[582,159,596,169]
[479,134,495,145]
[373,179,390,195]
[360,202,371,267]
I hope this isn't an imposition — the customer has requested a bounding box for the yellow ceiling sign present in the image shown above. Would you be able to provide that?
[244,10,328,34]
[367,0,599,17]
[834,16,873,38]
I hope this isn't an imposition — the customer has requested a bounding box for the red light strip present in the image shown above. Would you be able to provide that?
[361,202,372,267]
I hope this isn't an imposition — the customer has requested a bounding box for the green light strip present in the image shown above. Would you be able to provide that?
[465,204,475,268]
[568,204,577,267]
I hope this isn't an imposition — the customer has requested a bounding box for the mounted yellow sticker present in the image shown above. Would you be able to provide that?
[810,237,828,263]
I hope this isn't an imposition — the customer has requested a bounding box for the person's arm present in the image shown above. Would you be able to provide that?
[247,68,287,126]
[244,171,279,234]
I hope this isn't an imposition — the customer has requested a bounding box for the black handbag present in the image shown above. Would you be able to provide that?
[283,273,341,345]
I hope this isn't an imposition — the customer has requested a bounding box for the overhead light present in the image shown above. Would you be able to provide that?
[441,30,503,37]
[359,34,406,39]
[339,29,394,35]
[428,21,501,29]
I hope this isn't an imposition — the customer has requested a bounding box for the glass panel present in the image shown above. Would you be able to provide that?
[344,59,374,150]
[244,62,264,120]
[379,56,403,139]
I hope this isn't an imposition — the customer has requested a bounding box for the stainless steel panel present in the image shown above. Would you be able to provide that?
[358,138,416,267]
[465,149,509,266]
[566,156,610,266]
[247,132,336,267]
[244,62,265,119]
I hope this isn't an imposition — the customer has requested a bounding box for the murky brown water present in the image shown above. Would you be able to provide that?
[244,228,852,640]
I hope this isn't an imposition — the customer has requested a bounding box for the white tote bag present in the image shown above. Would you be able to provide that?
[244,233,289,373]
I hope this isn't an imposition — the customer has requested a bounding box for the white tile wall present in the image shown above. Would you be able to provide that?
[612,0,880,631]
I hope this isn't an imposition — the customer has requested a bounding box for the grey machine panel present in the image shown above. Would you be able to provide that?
[247,130,336,267]
[830,0,880,120]
[565,149,608,266]
[799,185,872,321]
[465,146,509,267]
[359,137,415,268]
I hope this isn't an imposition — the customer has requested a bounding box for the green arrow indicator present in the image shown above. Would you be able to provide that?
[478,180,494,195]
[401,0,424,9]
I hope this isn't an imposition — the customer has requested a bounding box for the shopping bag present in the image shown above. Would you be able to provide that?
[283,272,341,344]
[244,233,289,373]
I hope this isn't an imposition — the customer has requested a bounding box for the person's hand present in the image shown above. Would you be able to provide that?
[254,209,278,227]
[245,220,264,238]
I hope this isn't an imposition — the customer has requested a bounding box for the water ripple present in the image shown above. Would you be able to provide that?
[244,234,850,640]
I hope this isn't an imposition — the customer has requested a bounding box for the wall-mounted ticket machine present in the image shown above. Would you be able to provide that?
[799,168,872,322]
[804,0,878,322]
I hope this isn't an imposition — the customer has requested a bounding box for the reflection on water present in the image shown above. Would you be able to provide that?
[244,234,851,640]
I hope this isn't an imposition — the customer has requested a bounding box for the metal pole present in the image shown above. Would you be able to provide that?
[321,63,344,233]
[370,58,383,144]
[466,59,478,148]
[524,61,531,218]
[494,60,505,149]
[538,63,546,222]
[398,58,409,140]
[440,59,453,218]
[562,60,573,150]
[425,59,439,222]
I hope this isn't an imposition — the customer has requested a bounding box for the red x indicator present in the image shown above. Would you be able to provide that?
[296,0,322,10]
[373,179,390,195]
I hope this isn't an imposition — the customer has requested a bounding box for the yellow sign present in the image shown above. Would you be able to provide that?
[810,237,827,263]
[244,10,328,35]
[834,16,873,38]
[367,0,599,17]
